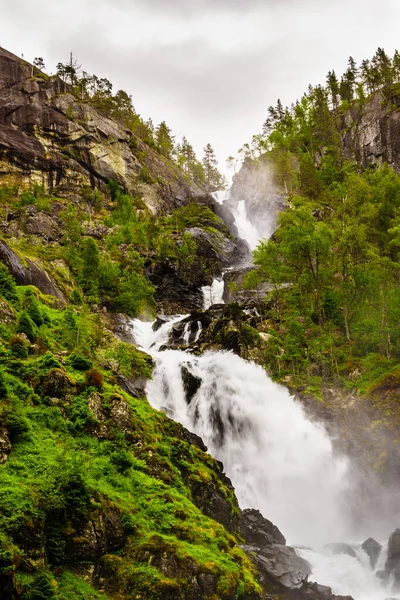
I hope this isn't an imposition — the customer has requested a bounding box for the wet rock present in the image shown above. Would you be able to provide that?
[104,313,137,345]
[64,504,126,562]
[0,427,12,463]
[181,365,202,404]
[41,368,77,398]
[25,213,61,241]
[116,373,148,398]
[301,582,353,600]
[0,239,65,301]
[254,544,311,589]
[240,508,286,546]
[186,226,240,267]
[385,528,400,591]
[325,543,356,558]
[153,314,171,332]
[388,529,400,560]
[361,537,382,568]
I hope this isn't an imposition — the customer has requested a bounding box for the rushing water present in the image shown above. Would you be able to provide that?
[131,193,398,599]
[132,317,392,600]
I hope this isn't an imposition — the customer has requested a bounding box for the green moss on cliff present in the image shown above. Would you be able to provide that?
[0,278,261,599]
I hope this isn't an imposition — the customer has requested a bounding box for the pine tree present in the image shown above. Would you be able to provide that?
[393,49,400,82]
[326,70,340,108]
[156,121,175,159]
[202,144,225,191]
[371,47,393,87]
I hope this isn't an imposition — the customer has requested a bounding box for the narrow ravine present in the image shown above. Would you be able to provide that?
[133,192,398,600]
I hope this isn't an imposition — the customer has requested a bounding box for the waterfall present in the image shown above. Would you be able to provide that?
[201,277,225,309]
[131,192,399,600]
[132,317,393,599]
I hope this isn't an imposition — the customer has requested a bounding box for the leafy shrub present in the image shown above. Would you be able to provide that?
[38,352,62,371]
[111,449,133,473]
[68,353,93,371]
[70,288,83,305]
[0,370,7,399]
[4,411,30,442]
[0,264,19,304]
[85,368,103,389]
[62,471,91,512]
[22,572,57,600]
[16,312,37,342]
[121,513,136,534]
[0,544,13,576]
[9,335,29,358]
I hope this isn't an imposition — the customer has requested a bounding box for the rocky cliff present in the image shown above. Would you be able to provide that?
[0,47,204,214]
[340,89,400,172]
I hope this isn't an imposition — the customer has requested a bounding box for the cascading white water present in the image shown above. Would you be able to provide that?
[201,278,225,309]
[298,544,388,600]
[231,199,264,251]
[132,192,399,599]
[134,320,351,544]
[133,316,396,600]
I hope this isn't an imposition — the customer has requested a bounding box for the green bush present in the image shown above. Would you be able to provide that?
[111,449,133,473]
[9,335,29,358]
[16,312,37,342]
[0,264,19,305]
[67,353,93,371]
[39,353,62,371]
[70,289,83,305]
[4,411,30,442]
[22,572,57,600]
[0,370,7,399]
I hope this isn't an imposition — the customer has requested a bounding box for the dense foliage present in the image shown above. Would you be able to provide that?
[0,183,227,316]
[239,48,400,395]
[0,274,259,599]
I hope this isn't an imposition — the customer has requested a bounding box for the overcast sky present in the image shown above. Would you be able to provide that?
[0,0,399,176]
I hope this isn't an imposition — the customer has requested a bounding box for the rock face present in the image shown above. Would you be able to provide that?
[0,48,203,212]
[385,528,400,591]
[240,508,286,546]
[255,544,312,589]
[341,90,400,173]
[361,537,382,569]
[0,239,66,301]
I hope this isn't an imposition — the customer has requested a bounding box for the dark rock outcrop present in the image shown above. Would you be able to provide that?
[385,528,400,591]
[341,90,400,173]
[0,239,65,301]
[181,365,202,404]
[361,537,382,569]
[240,508,286,546]
[254,544,312,589]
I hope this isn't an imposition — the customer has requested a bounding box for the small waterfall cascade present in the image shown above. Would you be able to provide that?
[201,278,225,309]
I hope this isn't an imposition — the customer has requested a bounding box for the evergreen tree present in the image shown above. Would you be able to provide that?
[372,47,393,87]
[156,121,175,159]
[326,70,340,108]
[393,49,400,82]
